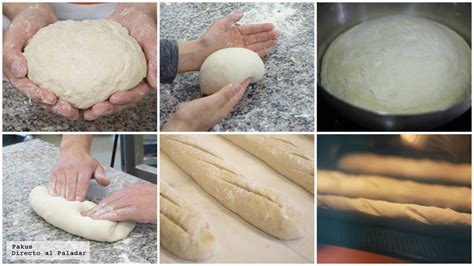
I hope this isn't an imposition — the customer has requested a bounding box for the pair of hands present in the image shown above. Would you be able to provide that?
[3,3,157,121]
[163,12,280,131]
[49,141,156,223]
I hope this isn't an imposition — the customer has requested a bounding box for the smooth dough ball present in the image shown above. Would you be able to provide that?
[321,15,471,114]
[24,20,147,109]
[30,186,135,242]
[199,48,265,95]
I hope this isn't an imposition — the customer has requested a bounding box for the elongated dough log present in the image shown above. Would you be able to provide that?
[160,180,215,261]
[30,186,135,242]
[339,153,471,185]
[223,135,314,194]
[318,194,471,228]
[318,170,471,213]
[160,135,306,240]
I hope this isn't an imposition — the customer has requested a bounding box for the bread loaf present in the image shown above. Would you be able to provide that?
[318,170,471,213]
[160,180,215,261]
[318,194,471,228]
[160,135,306,240]
[338,153,471,185]
[223,135,314,194]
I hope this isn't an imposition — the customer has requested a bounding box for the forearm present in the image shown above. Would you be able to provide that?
[177,39,211,73]
[114,3,156,21]
[3,3,53,19]
[60,135,93,154]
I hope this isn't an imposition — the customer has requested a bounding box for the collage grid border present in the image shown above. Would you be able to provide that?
[0,0,472,263]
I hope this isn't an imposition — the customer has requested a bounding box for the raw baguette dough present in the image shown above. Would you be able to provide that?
[339,153,471,186]
[160,180,215,261]
[321,15,471,114]
[223,135,314,194]
[318,194,471,228]
[160,135,306,240]
[24,20,146,109]
[318,170,471,213]
[30,186,135,242]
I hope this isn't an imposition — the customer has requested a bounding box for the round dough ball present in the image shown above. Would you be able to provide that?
[199,48,265,95]
[321,15,471,114]
[24,20,147,109]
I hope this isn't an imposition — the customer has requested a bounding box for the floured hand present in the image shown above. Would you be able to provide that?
[162,79,250,131]
[84,3,157,121]
[3,3,80,120]
[85,184,157,223]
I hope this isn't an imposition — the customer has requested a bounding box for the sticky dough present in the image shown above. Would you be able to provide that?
[24,20,146,109]
[321,15,471,114]
[30,186,135,242]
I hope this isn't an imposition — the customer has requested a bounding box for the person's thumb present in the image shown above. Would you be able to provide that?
[206,83,243,108]
[3,48,28,79]
[94,165,110,186]
[222,79,250,110]
[219,11,244,29]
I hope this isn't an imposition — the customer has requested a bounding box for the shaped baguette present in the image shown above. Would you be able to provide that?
[160,180,215,261]
[318,194,471,229]
[160,135,306,240]
[339,153,471,186]
[223,135,314,194]
[318,170,471,213]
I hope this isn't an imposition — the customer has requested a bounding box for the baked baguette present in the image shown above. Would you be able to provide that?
[318,170,471,213]
[338,153,471,186]
[223,135,314,194]
[160,135,306,240]
[160,180,215,261]
[318,194,471,229]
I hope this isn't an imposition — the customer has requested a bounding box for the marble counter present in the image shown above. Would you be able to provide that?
[2,139,157,263]
[3,81,157,132]
[160,2,314,132]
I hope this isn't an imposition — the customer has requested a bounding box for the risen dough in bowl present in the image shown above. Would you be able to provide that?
[24,20,147,109]
[321,15,471,114]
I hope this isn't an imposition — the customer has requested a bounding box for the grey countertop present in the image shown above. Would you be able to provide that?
[160,3,314,132]
[3,81,157,132]
[2,139,157,263]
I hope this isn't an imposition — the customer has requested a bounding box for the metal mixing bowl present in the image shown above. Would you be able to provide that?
[317,3,472,130]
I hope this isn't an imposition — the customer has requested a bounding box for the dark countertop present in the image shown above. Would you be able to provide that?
[160,2,314,132]
[3,81,157,132]
[2,139,157,263]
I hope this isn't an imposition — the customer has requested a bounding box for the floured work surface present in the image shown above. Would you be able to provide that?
[160,135,314,263]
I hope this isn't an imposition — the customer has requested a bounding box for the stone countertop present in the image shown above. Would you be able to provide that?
[160,3,314,132]
[3,81,157,132]
[2,139,157,264]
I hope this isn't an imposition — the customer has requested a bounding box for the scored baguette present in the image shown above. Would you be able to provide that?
[338,153,471,186]
[318,194,471,229]
[318,170,471,213]
[223,135,314,194]
[160,180,215,261]
[160,135,306,240]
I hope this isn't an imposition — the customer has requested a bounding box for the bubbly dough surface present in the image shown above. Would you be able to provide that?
[199,48,265,95]
[24,20,146,109]
[30,186,135,242]
[321,15,471,114]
